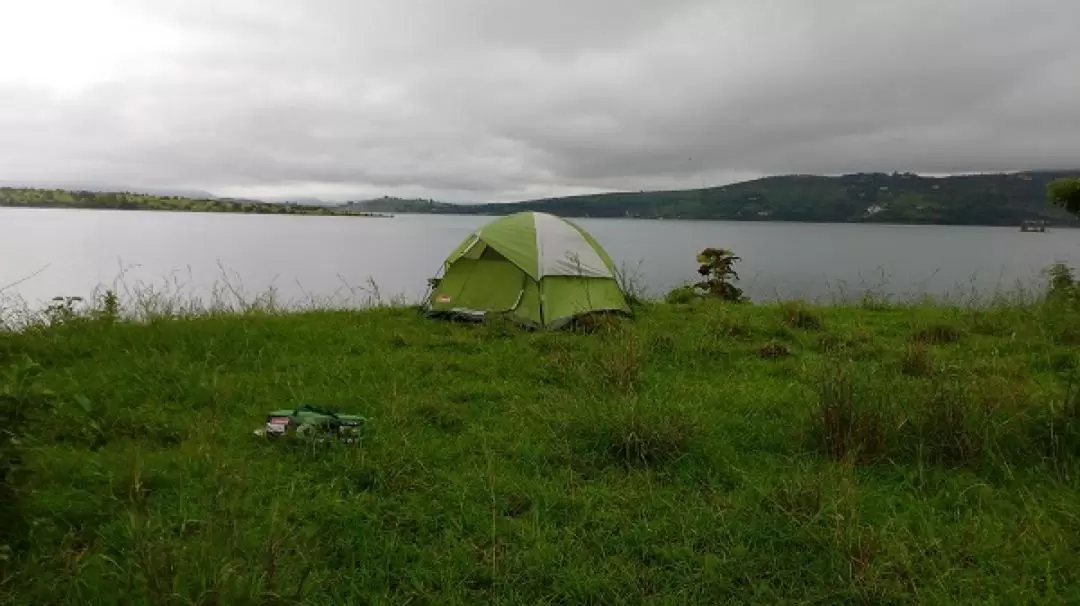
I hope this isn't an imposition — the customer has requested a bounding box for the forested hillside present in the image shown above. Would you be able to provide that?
[343,171,1080,225]
[6,171,1078,226]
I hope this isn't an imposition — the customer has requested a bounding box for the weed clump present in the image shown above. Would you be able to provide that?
[0,357,51,559]
[1044,380,1080,461]
[812,362,1052,469]
[1047,351,1078,374]
[593,333,645,393]
[708,316,753,340]
[859,291,892,312]
[571,313,629,336]
[703,304,761,342]
[917,380,985,466]
[482,313,518,339]
[415,403,465,432]
[498,492,533,518]
[813,364,892,462]
[580,407,697,469]
[647,333,677,355]
[901,343,935,377]
[781,301,824,331]
[758,341,792,359]
[912,322,964,345]
[817,331,879,359]
[817,333,848,355]
[615,262,649,308]
[967,311,1013,337]
[1051,323,1080,346]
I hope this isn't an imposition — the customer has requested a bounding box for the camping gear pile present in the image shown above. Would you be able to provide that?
[254,405,367,444]
[424,211,631,329]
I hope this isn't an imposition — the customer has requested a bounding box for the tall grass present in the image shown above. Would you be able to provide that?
[1,266,414,332]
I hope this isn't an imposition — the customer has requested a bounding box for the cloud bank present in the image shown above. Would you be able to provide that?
[1,0,1077,201]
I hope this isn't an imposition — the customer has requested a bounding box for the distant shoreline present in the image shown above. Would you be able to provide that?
[0,204,393,218]
[6,205,1080,229]
[355,210,1080,229]
[0,188,393,218]
[339,170,1080,227]
[5,167,1080,227]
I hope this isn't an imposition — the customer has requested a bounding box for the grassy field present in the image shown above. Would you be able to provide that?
[2,294,1080,603]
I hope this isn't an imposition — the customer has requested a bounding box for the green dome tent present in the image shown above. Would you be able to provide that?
[425,211,631,329]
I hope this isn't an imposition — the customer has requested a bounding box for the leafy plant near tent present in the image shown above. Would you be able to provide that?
[694,247,745,302]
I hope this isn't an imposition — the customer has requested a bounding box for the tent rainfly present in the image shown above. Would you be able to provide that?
[424,211,631,329]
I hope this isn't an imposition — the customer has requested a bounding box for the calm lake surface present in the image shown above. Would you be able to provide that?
[2,208,1079,309]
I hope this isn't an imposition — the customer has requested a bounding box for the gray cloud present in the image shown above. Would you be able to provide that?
[1,0,1078,202]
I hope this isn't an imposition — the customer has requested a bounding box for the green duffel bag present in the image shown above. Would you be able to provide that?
[256,405,367,443]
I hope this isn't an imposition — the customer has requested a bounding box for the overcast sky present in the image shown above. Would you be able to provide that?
[1,0,1078,202]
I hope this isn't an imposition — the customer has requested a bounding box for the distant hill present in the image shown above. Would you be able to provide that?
[337,196,460,213]
[358,171,1080,226]
[0,181,216,200]
[260,196,330,206]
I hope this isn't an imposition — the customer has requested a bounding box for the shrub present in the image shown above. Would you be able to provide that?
[694,248,745,302]
[1044,263,1079,305]
[664,284,699,305]
[93,289,120,324]
[1048,177,1080,214]
[1046,262,1076,294]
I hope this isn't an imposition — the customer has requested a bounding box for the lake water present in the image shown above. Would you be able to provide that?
[2,208,1079,310]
